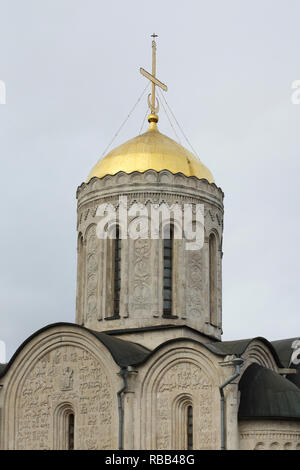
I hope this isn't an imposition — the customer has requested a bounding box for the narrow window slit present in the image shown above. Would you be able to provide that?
[114,227,121,316]
[163,226,173,316]
[187,406,193,450]
[68,413,74,450]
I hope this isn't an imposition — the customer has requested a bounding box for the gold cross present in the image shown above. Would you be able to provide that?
[140,34,168,115]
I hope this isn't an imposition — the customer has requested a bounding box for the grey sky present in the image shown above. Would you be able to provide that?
[0,0,299,360]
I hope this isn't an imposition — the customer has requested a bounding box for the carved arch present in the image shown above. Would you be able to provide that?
[172,393,193,449]
[84,222,98,242]
[254,441,265,450]
[53,402,75,450]
[76,232,85,325]
[240,339,279,375]
[1,326,120,450]
[138,343,220,450]
[208,228,221,246]
[208,232,217,326]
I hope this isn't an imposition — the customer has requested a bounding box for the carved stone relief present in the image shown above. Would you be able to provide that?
[239,421,300,450]
[14,345,113,450]
[155,362,214,449]
[85,225,99,322]
[76,172,223,339]
[186,250,203,317]
[132,239,152,312]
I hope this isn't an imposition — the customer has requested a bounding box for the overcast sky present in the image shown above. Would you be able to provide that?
[0,0,299,360]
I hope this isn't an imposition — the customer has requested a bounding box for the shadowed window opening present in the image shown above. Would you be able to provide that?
[187,405,193,450]
[163,225,173,316]
[209,233,217,326]
[114,226,121,316]
[68,413,75,450]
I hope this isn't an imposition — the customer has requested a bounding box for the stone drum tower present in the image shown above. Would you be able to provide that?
[75,37,224,347]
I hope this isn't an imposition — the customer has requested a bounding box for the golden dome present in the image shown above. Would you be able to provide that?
[87,118,214,183]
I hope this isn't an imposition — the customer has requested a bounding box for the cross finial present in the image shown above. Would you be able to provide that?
[140,35,168,123]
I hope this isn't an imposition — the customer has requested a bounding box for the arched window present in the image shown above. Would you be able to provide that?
[68,413,75,450]
[172,396,193,449]
[113,226,121,316]
[187,406,193,450]
[54,403,75,450]
[209,233,217,326]
[163,225,173,316]
[76,234,84,325]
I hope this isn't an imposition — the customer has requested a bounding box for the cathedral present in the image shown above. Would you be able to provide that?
[0,39,300,451]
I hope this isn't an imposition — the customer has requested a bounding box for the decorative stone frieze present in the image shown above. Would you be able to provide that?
[239,420,300,450]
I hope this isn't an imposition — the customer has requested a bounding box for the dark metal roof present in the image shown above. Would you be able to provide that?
[104,324,220,342]
[204,337,282,367]
[271,337,300,368]
[239,363,300,420]
[90,330,150,367]
[288,371,300,389]
[128,336,284,367]
[205,338,261,355]
[270,338,300,390]
[0,323,150,378]
[0,322,290,379]
[289,370,300,389]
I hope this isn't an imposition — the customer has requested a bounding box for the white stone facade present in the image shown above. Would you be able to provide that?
[0,324,298,450]
[239,421,300,450]
[0,170,299,450]
[76,170,224,341]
